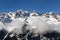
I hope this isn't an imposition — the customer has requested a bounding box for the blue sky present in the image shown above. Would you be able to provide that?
[0,0,60,13]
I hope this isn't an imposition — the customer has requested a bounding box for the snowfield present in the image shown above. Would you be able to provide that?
[0,10,60,40]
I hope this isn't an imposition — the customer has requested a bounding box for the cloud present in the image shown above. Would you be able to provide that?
[1,11,60,40]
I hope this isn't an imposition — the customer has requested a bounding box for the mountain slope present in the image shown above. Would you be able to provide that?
[0,10,60,40]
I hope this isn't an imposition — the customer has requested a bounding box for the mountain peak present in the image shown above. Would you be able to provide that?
[0,9,60,40]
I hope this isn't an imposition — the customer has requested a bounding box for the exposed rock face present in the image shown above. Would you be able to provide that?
[4,31,60,40]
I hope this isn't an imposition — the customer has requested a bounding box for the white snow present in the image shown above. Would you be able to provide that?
[0,10,60,35]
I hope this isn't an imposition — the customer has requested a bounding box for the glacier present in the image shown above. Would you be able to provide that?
[0,10,60,40]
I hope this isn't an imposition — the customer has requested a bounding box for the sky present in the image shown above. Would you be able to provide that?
[0,0,60,13]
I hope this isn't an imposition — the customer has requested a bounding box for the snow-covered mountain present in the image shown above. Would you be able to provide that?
[0,9,60,40]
